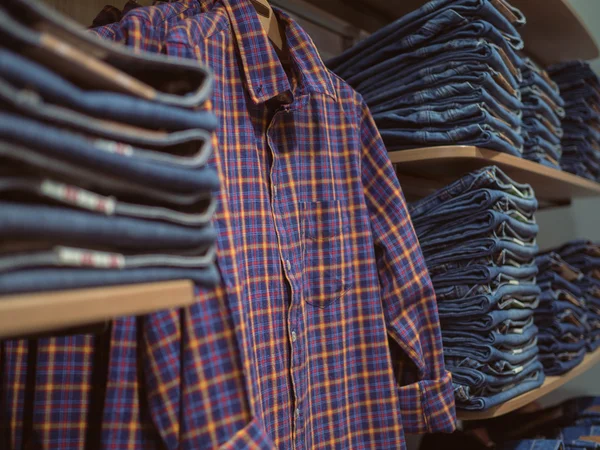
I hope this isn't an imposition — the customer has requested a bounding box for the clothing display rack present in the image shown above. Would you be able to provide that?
[389,147,600,207]
[0,281,194,338]
[3,0,600,446]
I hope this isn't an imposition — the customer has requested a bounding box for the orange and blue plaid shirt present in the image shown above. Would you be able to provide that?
[95,0,457,446]
[2,0,456,448]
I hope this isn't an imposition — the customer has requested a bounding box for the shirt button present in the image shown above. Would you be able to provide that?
[273,186,277,197]
[295,408,300,419]
[291,331,297,342]
[286,260,291,271]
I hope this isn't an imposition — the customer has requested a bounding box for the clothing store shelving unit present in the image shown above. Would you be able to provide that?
[0,280,194,338]
[389,147,600,207]
[302,0,600,419]
[11,0,600,420]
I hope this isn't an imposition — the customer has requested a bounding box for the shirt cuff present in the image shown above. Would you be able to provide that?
[397,370,457,434]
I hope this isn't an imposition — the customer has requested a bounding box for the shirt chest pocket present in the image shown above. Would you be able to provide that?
[302,200,352,308]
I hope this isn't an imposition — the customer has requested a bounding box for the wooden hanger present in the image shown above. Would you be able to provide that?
[249,0,284,51]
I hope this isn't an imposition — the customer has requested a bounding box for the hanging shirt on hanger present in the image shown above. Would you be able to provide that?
[94,0,456,448]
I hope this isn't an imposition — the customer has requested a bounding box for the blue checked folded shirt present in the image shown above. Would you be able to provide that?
[1,0,456,449]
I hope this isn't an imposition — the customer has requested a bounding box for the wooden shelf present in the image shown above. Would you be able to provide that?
[309,0,598,65]
[389,146,600,207]
[458,347,600,420]
[0,280,195,339]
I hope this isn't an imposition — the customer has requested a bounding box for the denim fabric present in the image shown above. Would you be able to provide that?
[537,294,586,319]
[355,18,524,95]
[369,77,523,115]
[380,123,522,155]
[549,60,599,82]
[0,265,220,294]
[356,46,520,101]
[346,38,520,91]
[539,348,587,376]
[562,100,600,123]
[428,251,538,279]
[558,240,600,260]
[446,350,539,375]
[0,1,214,108]
[0,175,217,226]
[452,355,543,388]
[522,94,565,129]
[561,84,600,105]
[524,136,562,162]
[0,140,213,207]
[408,165,542,411]
[444,337,539,366]
[554,426,600,449]
[436,286,540,318]
[432,263,539,288]
[0,201,216,251]
[344,12,524,92]
[417,210,539,250]
[443,321,538,348]
[536,308,587,331]
[410,166,534,218]
[0,78,214,169]
[0,244,216,272]
[523,117,563,146]
[373,94,521,129]
[371,101,520,139]
[0,48,218,131]
[360,59,488,95]
[328,0,523,76]
[561,159,596,180]
[522,58,565,109]
[441,308,535,332]
[452,358,542,396]
[411,188,538,230]
[0,112,220,193]
[452,360,544,410]
[538,277,583,300]
[563,397,600,424]
[376,106,523,152]
[435,278,540,302]
[563,255,600,273]
[424,238,539,268]
[524,152,562,170]
[499,440,564,450]
[538,333,587,354]
[428,18,524,67]
[366,68,519,115]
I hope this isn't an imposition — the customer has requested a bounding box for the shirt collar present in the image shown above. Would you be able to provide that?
[215,0,337,103]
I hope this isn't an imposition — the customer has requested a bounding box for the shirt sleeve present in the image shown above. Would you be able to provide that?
[358,99,457,434]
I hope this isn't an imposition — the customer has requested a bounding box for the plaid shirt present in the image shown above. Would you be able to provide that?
[3,1,456,448]
[0,2,273,449]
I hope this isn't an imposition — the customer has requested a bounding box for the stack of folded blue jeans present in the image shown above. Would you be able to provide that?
[558,240,600,352]
[421,396,600,450]
[327,0,526,156]
[520,58,565,170]
[548,61,600,180]
[534,252,588,375]
[409,165,544,410]
[0,5,220,294]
